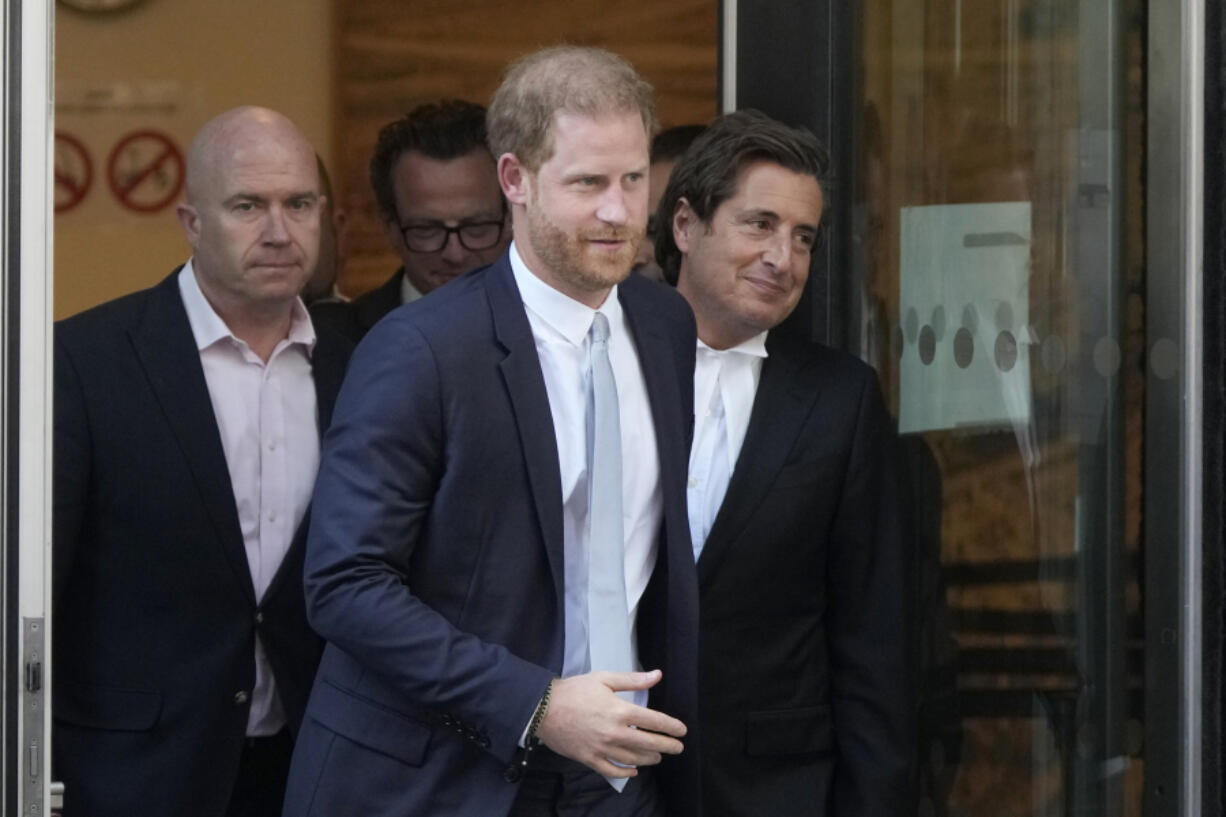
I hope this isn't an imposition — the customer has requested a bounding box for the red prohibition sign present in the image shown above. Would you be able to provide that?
[106,129,185,213]
[54,131,93,214]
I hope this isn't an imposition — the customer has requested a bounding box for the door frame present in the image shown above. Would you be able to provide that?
[3,0,54,811]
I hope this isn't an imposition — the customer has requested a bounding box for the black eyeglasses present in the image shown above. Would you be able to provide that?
[399,219,505,254]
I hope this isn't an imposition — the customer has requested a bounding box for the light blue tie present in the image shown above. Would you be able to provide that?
[586,312,633,680]
[587,312,634,791]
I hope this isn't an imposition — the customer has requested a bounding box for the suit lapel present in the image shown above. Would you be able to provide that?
[355,269,405,331]
[619,278,698,627]
[487,258,566,610]
[129,272,256,605]
[697,333,816,585]
[619,281,687,533]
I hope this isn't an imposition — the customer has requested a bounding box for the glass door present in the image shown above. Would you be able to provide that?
[729,0,1206,809]
[849,1,1156,814]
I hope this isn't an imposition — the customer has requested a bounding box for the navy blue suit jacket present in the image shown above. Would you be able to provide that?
[52,271,351,817]
[284,255,700,817]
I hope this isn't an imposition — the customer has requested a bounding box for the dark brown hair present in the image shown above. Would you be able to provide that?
[655,110,830,284]
[369,99,490,223]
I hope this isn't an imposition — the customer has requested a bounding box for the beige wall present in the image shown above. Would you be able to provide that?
[54,0,332,319]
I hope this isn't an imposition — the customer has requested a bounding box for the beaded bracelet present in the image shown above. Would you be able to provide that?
[526,679,555,744]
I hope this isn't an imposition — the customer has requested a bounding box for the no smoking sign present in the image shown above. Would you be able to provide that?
[106,129,185,213]
[54,131,93,214]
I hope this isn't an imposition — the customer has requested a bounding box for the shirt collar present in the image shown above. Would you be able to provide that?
[697,330,769,360]
[286,298,317,352]
[399,269,424,305]
[178,258,316,355]
[509,240,622,345]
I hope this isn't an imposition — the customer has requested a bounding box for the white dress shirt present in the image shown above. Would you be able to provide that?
[400,271,424,305]
[687,333,768,561]
[178,261,319,736]
[509,242,660,709]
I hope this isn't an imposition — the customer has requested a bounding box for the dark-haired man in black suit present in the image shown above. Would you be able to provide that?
[53,106,350,817]
[657,109,914,817]
[311,99,509,342]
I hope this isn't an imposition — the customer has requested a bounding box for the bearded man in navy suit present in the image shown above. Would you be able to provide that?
[284,46,700,817]
[657,110,915,817]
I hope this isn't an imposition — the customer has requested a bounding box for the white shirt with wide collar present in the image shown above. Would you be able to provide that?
[688,332,768,562]
[178,260,319,736]
[509,242,659,707]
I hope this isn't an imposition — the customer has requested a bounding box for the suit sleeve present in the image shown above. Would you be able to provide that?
[827,369,916,816]
[53,331,90,604]
[303,318,552,764]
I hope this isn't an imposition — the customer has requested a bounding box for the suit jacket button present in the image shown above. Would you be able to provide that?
[254,611,264,625]
[233,690,249,706]
[503,765,522,783]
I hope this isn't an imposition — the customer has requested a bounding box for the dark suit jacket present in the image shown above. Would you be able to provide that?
[283,255,701,817]
[308,267,403,344]
[52,271,351,817]
[696,332,914,817]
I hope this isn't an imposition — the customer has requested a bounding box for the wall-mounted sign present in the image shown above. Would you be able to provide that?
[106,129,184,213]
[54,131,93,213]
[898,201,1033,436]
[56,80,199,224]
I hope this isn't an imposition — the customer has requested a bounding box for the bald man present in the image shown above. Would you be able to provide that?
[53,106,351,817]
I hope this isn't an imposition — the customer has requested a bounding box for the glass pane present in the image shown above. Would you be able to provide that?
[851,2,1146,815]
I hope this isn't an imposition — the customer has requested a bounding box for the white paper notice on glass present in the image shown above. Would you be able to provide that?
[898,202,1032,435]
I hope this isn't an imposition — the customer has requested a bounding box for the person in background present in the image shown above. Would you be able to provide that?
[53,106,351,817]
[324,99,509,342]
[633,123,706,283]
[303,155,349,305]
[659,109,914,817]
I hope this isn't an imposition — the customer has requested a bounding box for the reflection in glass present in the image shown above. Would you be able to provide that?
[852,1,1145,814]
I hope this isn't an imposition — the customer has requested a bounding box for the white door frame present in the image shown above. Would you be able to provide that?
[4,0,54,812]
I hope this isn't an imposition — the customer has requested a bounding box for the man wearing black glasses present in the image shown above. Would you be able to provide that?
[313,99,509,342]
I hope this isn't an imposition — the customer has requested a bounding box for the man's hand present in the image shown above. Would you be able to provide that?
[534,669,686,778]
